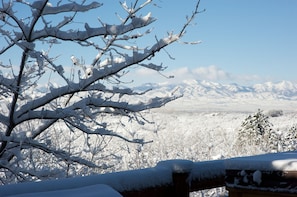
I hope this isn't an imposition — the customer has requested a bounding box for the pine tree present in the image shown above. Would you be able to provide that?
[280,125,297,151]
[236,109,274,155]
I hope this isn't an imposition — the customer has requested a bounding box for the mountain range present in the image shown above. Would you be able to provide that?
[137,80,297,112]
[142,80,297,101]
[33,80,297,113]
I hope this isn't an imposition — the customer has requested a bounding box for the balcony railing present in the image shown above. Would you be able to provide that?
[0,152,296,197]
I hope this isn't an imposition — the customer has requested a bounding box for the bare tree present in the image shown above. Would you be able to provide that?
[0,0,202,183]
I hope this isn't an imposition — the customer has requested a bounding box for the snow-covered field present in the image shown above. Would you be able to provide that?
[118,100,296,170]
[116,81,297,196]
[117,80,297,169]
[2,80,297,196]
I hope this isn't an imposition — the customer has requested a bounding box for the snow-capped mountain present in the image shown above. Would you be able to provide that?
[140,80,297,101]
[253,81,297,98]
[135,80,297,112]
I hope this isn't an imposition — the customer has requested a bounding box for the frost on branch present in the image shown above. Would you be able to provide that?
[0,0,201,183]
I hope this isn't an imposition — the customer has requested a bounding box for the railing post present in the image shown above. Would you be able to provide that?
[157,160,193,197]
[172,171,190,197]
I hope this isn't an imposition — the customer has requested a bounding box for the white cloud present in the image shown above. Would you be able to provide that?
[166,67,194,82]
[123,65,232,85]
[164,65,232,84]
[192,65,231,81]
[123,65,266,86]
[134,67,158,76]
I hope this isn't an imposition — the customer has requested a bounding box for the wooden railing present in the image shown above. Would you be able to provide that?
[2,153,296,197]
[0,159,226,197]
[121,159,225,197]
[120,153,297,197]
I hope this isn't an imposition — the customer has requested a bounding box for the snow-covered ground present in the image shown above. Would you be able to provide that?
[1,80,297,196]
[118,80,297,168]
[125,100,297,166]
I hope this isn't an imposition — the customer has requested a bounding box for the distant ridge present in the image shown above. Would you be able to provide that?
[134,80,297,112]
[137,80,297,101]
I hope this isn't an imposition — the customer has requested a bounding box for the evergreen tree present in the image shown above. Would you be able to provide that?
[236,109,274,155]
[280,125,297,151]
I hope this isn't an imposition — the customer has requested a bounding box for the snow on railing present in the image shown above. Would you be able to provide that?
[1,152,297,196]
[0,159,225,197]
[190,159,225,191]
[225,151,297,196]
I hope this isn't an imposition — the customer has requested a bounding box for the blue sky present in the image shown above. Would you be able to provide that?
[131,0,297,85]
[1,0,297,86]
[77,0,297,85]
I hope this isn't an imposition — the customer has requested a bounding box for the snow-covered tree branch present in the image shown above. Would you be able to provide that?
[0,0,202,183]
